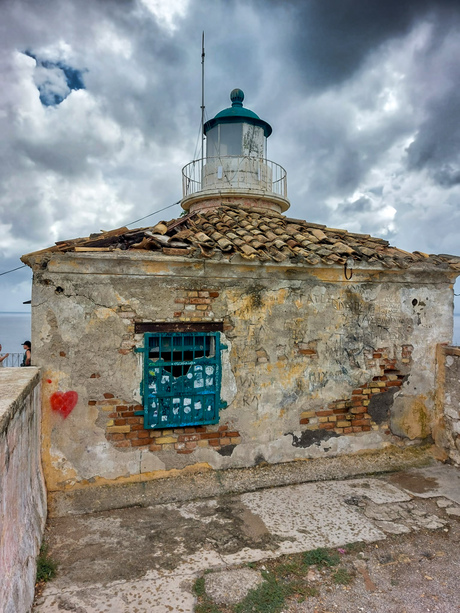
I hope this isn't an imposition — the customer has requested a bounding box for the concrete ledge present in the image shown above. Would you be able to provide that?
[0,367,40,432]
[48,445,435,517]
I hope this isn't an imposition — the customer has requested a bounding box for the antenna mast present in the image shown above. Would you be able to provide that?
[201,31,205,169]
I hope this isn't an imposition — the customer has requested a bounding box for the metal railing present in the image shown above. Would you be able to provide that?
[182,156,288,199]
[1,353,24,367]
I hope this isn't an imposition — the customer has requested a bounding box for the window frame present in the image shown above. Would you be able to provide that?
[141,331,224,430]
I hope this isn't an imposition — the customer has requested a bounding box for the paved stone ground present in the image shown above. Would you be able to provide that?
[34,464,460,612]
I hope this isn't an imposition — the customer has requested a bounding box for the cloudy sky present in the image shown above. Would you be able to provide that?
[1,0,460,322]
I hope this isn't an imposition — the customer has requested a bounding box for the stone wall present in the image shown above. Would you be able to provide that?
[0,368,45,613]
[435,345,460,465]
[26,251,455,514]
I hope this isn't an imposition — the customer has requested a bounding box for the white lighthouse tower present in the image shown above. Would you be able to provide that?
[181,89,290,214]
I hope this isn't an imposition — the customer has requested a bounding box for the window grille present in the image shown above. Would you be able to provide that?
[140,332,225,429]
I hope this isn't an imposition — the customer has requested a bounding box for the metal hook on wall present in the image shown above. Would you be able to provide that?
[344,256,354,280]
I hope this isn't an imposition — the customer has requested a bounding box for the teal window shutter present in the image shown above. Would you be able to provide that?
[141,332,224,429]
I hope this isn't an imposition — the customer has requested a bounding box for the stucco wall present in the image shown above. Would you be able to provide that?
[435,345,460,465]
[0,368,45,613]
[27,252,455,512]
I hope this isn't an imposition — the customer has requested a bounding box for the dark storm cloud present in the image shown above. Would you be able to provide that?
[255,0,460,90]
[1,0,460,312]
[406,90,460,186]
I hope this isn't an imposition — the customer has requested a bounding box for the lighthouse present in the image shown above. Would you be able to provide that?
[181,89,290,214]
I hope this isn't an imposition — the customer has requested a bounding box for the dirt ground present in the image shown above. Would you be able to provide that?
[197,497,460,613]
[34,466,460,613]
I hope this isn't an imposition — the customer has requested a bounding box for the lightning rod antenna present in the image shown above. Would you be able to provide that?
[201,31,205,172]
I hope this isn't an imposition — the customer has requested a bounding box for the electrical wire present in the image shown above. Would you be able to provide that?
[0,264,27,277]
[125,200,181,226]
[0,200,183,277]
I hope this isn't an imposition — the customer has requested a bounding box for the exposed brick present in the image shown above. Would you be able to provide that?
[300,418,310,425]
[149,444,162,452]
[107,425,130,434]
[300,411,315,419]
[155,436,178,444]
[175,443,186,450]
[336,420,350,428]
[230,437,242,445]
[104,393,115,399]
[178,434,200,442]
[219,437,231,445]
[352,389,363,395]
[137,430,150,439]
[350,406,367,414]
[351,419,369,427]
[198,291,210,297]
[194,426,206,432]
[126,431,139,439]
[316,410,333,416]
[218,425,229,432]
[114,440,130,448]
[177,449,194,454]
[131,424,144,431]
[174,312,183,318]
[114,418,127,426]
[88,400,97,406]
[131,439,149,447]
[362,426,371,432]
[333,408,348,414]
[126,417,143,425]
[209,292,219,298]
[352,427,363,432]
[185,441,197,449]
[199,432,220,440]
[343,427,353,434]
[174,298,187,304]
[209,439,220,446]
[196,304,209,311]
[319,423,335,430]
[187,291,198,297]
[121,411,135,418]
[90,373,101,378]
[107,433,125,441]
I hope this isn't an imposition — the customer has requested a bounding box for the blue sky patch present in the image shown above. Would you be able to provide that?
[24,51,86,106]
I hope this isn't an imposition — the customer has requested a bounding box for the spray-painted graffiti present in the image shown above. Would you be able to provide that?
[50,391,78,418]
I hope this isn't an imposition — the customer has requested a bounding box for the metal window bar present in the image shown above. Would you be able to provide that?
[143,332,222,429]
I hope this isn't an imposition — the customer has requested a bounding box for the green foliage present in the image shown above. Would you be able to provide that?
[303,547,340,568]
[332,567,353,585]
[234,572,291,613]
[193,577,206,597]
[36,544,57,583]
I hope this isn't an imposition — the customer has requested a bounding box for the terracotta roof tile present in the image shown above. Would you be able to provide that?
[21,204,460,272]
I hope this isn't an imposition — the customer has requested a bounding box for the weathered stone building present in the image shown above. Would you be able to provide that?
[22,90,460,514]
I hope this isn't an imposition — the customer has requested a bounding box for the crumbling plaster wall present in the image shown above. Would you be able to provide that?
[0,368,46,613]
[28,252,455,495]
[435,345,460,465]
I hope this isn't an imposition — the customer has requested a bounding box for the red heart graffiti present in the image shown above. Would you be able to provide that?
[50,391,78,418]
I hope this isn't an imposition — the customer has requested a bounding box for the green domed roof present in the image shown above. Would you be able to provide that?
[204,89,272,137]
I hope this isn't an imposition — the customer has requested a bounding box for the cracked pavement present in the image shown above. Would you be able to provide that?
[34,463,460,612]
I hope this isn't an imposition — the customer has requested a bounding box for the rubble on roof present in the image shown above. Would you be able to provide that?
[22,205,460,271]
